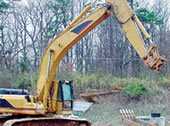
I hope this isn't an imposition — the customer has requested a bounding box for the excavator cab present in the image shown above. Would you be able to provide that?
[58,80,74,111]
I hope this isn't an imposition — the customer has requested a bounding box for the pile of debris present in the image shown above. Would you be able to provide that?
[80,85,122,103]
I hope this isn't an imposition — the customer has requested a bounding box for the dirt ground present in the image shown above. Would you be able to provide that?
[80,93,170,126]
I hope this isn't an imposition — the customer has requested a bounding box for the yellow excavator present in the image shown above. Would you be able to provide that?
[0,0,166,126]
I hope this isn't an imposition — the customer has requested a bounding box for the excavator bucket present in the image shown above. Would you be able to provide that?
[143,45,167,71]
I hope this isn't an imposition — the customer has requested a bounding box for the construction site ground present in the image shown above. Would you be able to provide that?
[80,92,170,126]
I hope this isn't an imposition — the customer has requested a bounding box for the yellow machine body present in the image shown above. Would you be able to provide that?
[0,95,44,115]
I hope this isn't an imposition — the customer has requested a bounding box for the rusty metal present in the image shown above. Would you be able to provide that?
[143,45,167,71]
[0,116,90,126]
[80,90,120,102]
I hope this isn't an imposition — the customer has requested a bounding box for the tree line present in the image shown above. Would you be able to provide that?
[0,0,170,79]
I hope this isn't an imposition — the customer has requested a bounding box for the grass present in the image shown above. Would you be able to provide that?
[55,72,170,125]
[80,94,170,125]
[1,71,170,96]
[82,101,122,125]
[58,72,170,99]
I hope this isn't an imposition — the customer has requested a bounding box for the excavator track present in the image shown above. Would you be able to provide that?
[0,116,12,126]
[0,116,91,126]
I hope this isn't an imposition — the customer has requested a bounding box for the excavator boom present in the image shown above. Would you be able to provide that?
[37,5,111,111]
[37,0,166,111]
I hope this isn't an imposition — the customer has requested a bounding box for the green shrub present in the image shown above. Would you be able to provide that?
[123,82,147,98]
